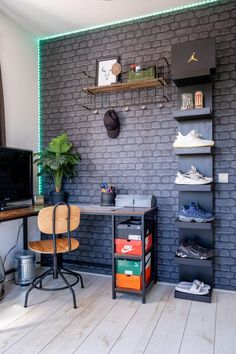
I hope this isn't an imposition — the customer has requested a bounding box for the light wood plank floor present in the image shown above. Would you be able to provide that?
[0,272,235,354]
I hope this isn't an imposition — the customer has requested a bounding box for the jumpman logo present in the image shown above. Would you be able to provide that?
[187,52,198,63]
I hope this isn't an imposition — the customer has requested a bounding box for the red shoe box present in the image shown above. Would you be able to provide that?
[115,234,152,256]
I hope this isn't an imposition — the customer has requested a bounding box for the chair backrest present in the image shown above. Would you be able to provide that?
[38,205,81,235]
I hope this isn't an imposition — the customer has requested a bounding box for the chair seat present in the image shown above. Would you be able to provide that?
[28,237,79,254]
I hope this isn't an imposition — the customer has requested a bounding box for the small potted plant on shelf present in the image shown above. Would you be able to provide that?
[34,134,80,204]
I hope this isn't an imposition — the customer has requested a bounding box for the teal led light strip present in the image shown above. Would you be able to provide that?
[37,39,43,194]
[39,0,219,42]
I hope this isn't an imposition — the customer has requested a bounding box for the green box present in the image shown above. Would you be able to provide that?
[116,253,151,276]
[116,259,141,275]
[127,66,156,82]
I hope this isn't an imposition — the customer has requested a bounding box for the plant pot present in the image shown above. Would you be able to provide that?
[100,192,115,206]
[50,190,68,205]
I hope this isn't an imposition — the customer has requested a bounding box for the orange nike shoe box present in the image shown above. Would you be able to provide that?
[115,234,152,256]
[116,263,151,291]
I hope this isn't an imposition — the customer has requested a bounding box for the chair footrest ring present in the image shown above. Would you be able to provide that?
[32,270,80,291]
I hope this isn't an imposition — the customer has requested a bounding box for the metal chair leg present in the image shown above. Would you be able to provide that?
[29,267,51,285]
[58,269,77,308]
[24,268,52,308]
[61,267,84,288]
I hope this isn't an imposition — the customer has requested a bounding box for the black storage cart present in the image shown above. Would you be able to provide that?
[111,207,157,304]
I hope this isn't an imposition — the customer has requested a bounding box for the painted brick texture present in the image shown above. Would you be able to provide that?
[40,0,236,289]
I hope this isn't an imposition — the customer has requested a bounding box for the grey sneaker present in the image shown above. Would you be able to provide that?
[175,166,212,185]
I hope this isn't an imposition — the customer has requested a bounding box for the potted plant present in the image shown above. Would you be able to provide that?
[34,134,80,204]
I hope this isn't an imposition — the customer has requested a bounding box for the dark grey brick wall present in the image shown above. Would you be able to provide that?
[40,0,236,289]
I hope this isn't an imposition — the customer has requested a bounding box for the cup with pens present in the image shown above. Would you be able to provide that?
[100,182,116,206]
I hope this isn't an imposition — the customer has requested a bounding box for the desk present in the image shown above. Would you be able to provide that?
[0,204,156,248]
[1,204,157,302]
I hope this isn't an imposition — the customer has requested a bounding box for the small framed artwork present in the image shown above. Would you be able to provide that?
[96,56,120,86]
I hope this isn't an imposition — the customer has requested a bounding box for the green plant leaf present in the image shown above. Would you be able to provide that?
[48,134,72,154]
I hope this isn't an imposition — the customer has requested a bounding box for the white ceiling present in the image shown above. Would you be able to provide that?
[0,0,208,38]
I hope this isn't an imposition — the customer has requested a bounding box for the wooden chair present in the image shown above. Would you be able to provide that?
[24,202,84,308]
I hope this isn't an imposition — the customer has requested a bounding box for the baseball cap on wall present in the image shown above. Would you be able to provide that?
[103,109,120,139]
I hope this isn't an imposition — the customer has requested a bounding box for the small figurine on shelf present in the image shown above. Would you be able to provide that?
[181,93,194,110]
[100,182,116,206]
[130,63,137,72]
[194,91,204,109]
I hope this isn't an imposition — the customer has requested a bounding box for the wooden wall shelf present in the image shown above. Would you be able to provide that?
[83,78,167,95]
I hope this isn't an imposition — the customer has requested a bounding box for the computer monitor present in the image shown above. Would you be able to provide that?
[0,147,33,210]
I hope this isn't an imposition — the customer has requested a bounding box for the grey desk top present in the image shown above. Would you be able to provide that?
[0,204,156,222]
[75,204,156,216]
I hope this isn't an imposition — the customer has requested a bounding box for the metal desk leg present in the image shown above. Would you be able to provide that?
[112,215,116,299]
[154,209,158,284]
[23,217,28,250]
[141,215,146,304]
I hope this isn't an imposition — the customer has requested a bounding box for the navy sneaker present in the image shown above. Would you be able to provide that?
[179,202,214,222]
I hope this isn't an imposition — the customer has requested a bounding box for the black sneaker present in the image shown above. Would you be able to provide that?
[191,243,214,259]
[176,241,214,260]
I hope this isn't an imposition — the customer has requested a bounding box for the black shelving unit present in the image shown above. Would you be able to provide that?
[174,147,213,155]
[172,38,215,303]
[175,184,213,192]
[175,256,213,268]
[175,219,214,230]
[112,208,157,304]
[173,107,212,121]
[174,288,213,303]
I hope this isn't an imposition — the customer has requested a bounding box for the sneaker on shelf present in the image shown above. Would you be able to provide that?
[175,165,213,185]
[173,129,214,148]
[179,202,214,222]
[191,242,214,259]
[176,240,214,260]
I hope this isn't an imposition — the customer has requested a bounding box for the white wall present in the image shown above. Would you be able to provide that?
[0,12,39,273]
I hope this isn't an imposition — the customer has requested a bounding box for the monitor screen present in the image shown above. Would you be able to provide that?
[0,147,33,205]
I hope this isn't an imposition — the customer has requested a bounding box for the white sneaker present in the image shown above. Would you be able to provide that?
[173,129,214,148]
[175,166,213,184]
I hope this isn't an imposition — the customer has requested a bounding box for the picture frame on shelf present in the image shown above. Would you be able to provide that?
[96,56,120,86]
